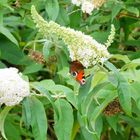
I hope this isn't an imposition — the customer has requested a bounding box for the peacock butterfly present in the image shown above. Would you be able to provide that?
[69,60,86,85]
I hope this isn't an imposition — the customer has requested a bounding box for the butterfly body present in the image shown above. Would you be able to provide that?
[69,60,85,85]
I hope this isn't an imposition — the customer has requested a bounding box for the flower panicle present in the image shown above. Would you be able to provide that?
[31,6,51,38]
[31,6,111,68]
[105,24,116,48]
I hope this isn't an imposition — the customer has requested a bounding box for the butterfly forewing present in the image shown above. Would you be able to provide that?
[69,60,85,85]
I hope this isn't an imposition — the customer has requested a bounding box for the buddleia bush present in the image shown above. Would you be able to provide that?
[0,0,140,140]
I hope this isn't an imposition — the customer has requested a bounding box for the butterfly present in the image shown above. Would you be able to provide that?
[69,60,86,85]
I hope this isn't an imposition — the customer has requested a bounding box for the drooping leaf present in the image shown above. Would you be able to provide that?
[111,54,131,64]
[56,6,70,26]
[92,71,107,87]
[105,61,132,116]
[45,0,59,21]
[77,112,99,140]
[22,97,32,129]
[5,115,21,140]
[43,40,53,61]
[111,3,123,21]
[126,6,139,17]
[53,85,77,109]
[69,8,81,28]
[90,90,117,125]
[31,82,59,117]
[82,82,109,115]
[33,80,77,108]
[78,74,94,113]
[130,82,140,111]
[0,0,14,11]
[94,116,103,139]
[120,115,140,127]
[106,115,119,133]
[117,75,132,116]
[110,129,124,140]
[0,106,13,140]
[29,96,48,140]
[56,45,69,71]
[23,63,43,74]
[0,25,18,46]
[0,35,26,65]
[54,99,74,140]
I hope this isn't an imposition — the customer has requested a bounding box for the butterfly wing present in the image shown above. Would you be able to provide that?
[69,60,86,85]
[76,70,85,85]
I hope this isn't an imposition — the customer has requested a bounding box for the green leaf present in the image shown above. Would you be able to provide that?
[92,71,107,87]
[77,113,99,140]
[130,82,140,110]
[111,4,123,21]
[106,115,119,133]
[22,97,32,129]
[134,127,140,137]
[0,12,3,25]
[90,90,117,125]
[125,40,140,47]
[110,129,124,140]
[105,61,132,116]
[121,58,140,70]
[5,116,21,140]
[0,61,6,68]
[104,61,119,76]
[78,74,94,113]
[133,137,140,140]
[108,73,118,87]
[82,82,109,115]
[69,8,81,28]
[53,85,77,109]
[45,0,59,21]
[29,96,48,140]
[54,99,74,140]
[57,67,76,86]
[33,80,77,108]
[71,113,80,140]
[24,15,35,28]
[0,35,26,65]
[91,31,108,44]
[0,106,13,140]
[56,6,70,26]
[23,63,43,74]
[56,45,69,71]
[0,25,18,46]
[4,16,23,27]
[126,7,139,17]
[37,79,56,91]
[94,116,103,138]
[120,115,140,127]
[111,54,131,64]
[0,0,14,11]
[117,75,132,116]
[43,40,53,61]
[31,82,59,117]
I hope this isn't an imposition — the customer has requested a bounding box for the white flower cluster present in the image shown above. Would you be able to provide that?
[0,68,30,106]
[71,0,105,15]
[31,6,113,68]
[65,31,110,67]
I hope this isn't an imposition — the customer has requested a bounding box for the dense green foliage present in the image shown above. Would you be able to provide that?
[0,0,140,140]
